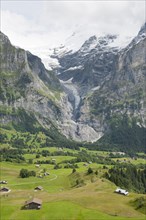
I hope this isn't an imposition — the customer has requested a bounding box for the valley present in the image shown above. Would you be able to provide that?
[0,129,146,220]
[0,15,146,220]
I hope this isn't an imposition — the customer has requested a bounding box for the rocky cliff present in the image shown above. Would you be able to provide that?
[0,23,146,144]
[0,31,102,142]
[49,23,146,141]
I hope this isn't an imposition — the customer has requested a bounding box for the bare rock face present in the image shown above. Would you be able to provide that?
[50,23,146,135]
[0,23,146,143]
[0,31,100,142]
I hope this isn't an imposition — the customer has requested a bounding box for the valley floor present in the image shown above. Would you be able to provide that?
[0,157,146,220]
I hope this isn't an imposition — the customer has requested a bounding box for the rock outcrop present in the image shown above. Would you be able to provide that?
[0,23,145,143]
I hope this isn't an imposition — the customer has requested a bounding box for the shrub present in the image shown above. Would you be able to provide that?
[87,167,93,174]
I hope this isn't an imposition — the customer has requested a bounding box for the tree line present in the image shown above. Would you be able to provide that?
[104,164,146,193]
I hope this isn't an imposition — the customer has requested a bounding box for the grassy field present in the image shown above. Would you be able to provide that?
[0,146,146,220]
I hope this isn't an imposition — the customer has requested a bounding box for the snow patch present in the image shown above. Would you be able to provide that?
[63,65,83,72]
[108,35,134,49]
[91,86,100,91]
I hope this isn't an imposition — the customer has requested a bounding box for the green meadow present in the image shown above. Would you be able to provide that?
[0,145,146,220]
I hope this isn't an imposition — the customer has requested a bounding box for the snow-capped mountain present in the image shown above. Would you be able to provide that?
[49,23,146,133]
[29,27,134,71]
[0,23,146,146]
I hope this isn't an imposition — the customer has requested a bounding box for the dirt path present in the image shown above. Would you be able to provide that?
[9,174,58,186]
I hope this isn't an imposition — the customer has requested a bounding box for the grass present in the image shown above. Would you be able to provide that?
[25,155,77,164]
[0,148,146,220]
[112,157,146,165]
[1,200,146,220]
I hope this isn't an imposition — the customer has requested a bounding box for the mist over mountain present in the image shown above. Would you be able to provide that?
[0,23,146,150]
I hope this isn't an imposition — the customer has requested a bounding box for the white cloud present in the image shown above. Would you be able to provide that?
[1,1,145,53]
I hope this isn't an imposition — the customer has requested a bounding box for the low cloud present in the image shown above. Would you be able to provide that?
[1,1,145,51]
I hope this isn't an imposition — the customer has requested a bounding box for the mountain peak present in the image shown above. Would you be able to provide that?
[138,22,146,36]
[80,35,97,52]
[0,31,11,45]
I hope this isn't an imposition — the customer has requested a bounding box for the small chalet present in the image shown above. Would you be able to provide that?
[115,188,129,196]
[35,164,40,168]
[83,163,88,166]
[113,152,125,156]
[34,186,43,191]
[24,198,42,209]
[0,187,10,192]
[0,180,8,184]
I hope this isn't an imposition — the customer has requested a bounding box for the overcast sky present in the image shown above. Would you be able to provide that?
[1,0,145,52]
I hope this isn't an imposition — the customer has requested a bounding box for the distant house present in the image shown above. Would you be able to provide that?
[34,186,43,191]
[115,188,129,196]
[83,163,88,166]
[24,198,42,209]
[44,172,49,176]
[0,180,8,184]
[35,164,40,168]
[113,152,125,156]
[37,175,43,178]
[0,187,10,192]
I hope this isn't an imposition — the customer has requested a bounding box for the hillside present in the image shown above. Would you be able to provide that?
[49,23,146,151]
[0,23,146,151]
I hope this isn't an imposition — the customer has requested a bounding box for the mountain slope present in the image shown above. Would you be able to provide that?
[0,31,102,142]
[48,23,146,150]
[0,23,146,149]
[0,31,65,135]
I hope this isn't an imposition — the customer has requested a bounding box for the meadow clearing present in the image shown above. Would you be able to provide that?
[0,146,146,220]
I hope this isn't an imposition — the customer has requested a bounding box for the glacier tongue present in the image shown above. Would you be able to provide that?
[60,78,80,110]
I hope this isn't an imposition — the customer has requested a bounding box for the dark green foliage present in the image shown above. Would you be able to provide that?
[41,150,50,157]
[97,115,146,153]
[0,133,7,143]
[43,127,80,150]
[19,168,36,178]
[76,179,85,187]
[12,108,40,133]
[95,170,98,175]
[72,168,76,173]
[104,165,146,193]
[64,163,78,169]
[87,167,93,174]
[0,148,25,162]
[28,159,33,164]
[19,169,29,178]
[130,197,146,214]
[54,164,62,169]
[28,170,36,177]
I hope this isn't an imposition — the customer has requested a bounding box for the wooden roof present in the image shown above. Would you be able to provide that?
[0,187,10,191]
[25,198,42,205]
[35,186,43,190]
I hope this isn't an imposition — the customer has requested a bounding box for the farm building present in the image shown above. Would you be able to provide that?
[0,180,8,184]
[24,198,42,209]
[112,152,125,155]
[0,187,11,192]
[34,186,43,190]
[115,188,129,195]
[83,163,88,166]
[35,164,40,168]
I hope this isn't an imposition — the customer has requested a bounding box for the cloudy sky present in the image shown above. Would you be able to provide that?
[1,0,145,53]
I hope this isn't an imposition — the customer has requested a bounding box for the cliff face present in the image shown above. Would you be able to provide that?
[0,23,146,144]
[50,24,146,138]
[0,32,102,142]
[0,31,65,134]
